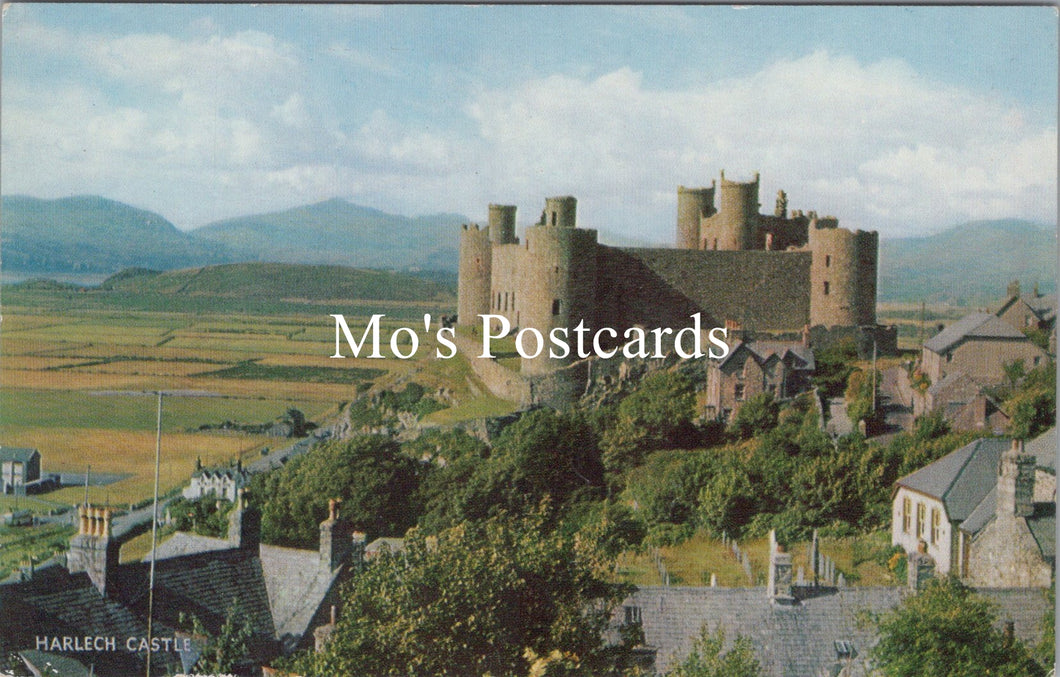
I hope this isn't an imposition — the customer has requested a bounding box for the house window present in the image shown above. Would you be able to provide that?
[624,606,642,625]
[552,299,561,315]
[916,503,925,538]
[930,508,940,545]
[823,281,830,295]
[902,497,911,534]
[734,383,745,401]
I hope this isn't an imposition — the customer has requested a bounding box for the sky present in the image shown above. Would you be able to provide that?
[2,4,1057,242]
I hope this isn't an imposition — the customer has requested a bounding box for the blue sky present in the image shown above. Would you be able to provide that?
[2,4,1056,240]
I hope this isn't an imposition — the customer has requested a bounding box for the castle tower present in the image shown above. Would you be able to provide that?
[676,184,716,250]
[67,505,120,596]
[808,219,878,328]
[520,197,599,376]
[698,171,761,250]
[457,223,492,327]
[488,204,517,245]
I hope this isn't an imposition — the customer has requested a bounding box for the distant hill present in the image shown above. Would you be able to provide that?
[879,220,1056,304]
[191,199,465,272]
[1,195,235,273]
[101,263,455,303]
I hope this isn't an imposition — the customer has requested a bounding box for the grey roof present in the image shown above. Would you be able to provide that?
[619,585,1051,676]
[960,486,997,535]
[0,447,39,463]
[1025,427,1056,473]
[925,370,979,400]
[718,340,815,371]
[260,544,341,641]
[144,531,233,561]
[895,437,1010,522]
[924,313,1027,353]
[622,585,1052,676]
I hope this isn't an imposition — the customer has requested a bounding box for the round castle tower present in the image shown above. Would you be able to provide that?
[808,218,878,328]
[457,223,492,326]
[488,204,517,244]
[716,171,761,250]
[676,184,716,250]
[520,197,598,376]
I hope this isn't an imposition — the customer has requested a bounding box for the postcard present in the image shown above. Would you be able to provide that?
[1,5,1056,677]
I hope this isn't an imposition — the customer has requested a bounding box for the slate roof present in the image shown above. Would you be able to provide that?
[259,544,341,642]
[144,531,233,561]
[895,437,1010,522]
[0,447,40,463]
[1025,427,1056,473]
[620,585,1052,676]
[718,340,815,371]
[924,313,1027,353]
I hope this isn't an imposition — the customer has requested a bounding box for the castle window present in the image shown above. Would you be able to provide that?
[511,292,515,309]
[713,238,718,250]
[902,496,911,534]
[823,281,830,295]
[552,299,561,316]
[503,292,508,311]
[825,255,831,267]
[916,503,925,538]
[551,211,557,226]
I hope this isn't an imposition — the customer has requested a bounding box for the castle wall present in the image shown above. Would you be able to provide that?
[457,225,492,327]
[600,248,812,331]
[490,243,526,329]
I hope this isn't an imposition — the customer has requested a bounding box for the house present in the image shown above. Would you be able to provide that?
[891,434,1055,587]
[914,371,1010,433]
[704,340,815,422]
[0,447,40,495]
[614,532,1051,676]
[995,280,1056,333]
[920,313,1047,387]
[182,458,249,502]
[0,496,365,676]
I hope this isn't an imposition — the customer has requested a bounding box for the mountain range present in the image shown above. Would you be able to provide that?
[2,195,1054,304]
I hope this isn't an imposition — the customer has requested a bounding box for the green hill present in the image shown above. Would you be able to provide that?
[1,195,235,273]
[101,263,455,303]
[192,198,465,272]
[879,220,1056,304]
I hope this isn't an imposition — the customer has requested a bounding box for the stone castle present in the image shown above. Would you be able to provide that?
[458,171,878,376]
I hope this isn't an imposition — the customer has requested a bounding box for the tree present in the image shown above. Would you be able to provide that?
[179,600,254,675]
[869,576,1046,677]
[306,508,637,677]
[668,624,763,677]
[601,370,697,474]
[253,434,422,547]
[728,392,779,440]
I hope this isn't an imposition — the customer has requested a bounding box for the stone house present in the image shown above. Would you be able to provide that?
[995,280,1056,333]
[920,313,1047,387]
[891,434,1054,587]
[182,458,249,502]
[0,497,365,675]
[0,447,40,495]
[704,340,815,422]
[914,371,1010,433]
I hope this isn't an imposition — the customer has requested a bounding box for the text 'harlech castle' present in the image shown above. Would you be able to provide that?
[458,171,879,377]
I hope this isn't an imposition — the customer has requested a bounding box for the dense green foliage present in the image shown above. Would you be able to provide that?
[166,496,234,538]
[667,625,763,677]
[868,576,1046,676]
[252,435,422,547]
[811,339,859,399]
[999,360,1056,440]
[727,393,778,440]
[302,509,638,677]
[600,371,699,475]
[179,601,254,675]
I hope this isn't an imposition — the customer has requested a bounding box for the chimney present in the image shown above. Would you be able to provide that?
[319,499,353,571]
[907,540,935,592]
[997,439,1036,519]
[67,505,120,596]
[767,530,795,604]
[227,489,260,550]
[1007,280,1021,298]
